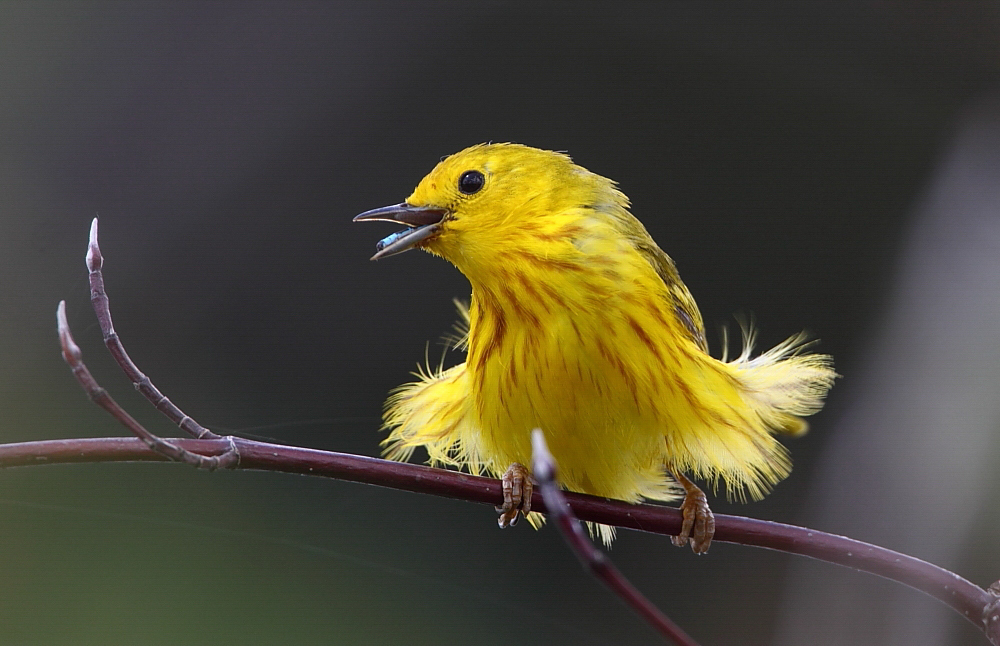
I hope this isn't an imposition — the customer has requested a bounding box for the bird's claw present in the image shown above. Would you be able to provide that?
[671,472,715,554]
[496,462,532,528]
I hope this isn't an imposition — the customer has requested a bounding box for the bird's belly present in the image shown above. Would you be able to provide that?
[471,316,687,501]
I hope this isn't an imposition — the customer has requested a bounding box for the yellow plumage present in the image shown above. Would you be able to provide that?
[360,143,835,545]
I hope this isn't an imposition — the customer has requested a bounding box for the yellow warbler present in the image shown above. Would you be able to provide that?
[355,143,835,551]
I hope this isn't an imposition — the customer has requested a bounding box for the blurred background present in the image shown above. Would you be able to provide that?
[1,1,999,644]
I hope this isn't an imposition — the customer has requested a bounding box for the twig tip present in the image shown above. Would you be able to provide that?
[56,300,81,364]
[87,218,102,271]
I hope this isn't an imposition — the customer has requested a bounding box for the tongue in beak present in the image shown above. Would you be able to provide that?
[353,202,448,260]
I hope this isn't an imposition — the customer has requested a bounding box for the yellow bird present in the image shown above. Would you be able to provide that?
[355,143,835,552]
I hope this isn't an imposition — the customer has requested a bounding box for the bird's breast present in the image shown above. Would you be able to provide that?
[463,255,704,476]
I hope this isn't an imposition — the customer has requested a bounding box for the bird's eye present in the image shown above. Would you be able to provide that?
[458,170,485,195]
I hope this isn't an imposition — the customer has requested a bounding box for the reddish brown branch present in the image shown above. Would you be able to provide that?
[530,429,700,645]
[3,434,998,644]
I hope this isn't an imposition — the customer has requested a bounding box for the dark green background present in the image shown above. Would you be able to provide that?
[1,1,997,643]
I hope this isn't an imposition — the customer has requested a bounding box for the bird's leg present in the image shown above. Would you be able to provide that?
[670,470,715,554]
[496,462,532,528]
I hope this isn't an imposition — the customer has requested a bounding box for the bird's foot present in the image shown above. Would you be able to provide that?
[496,462,532,528]
[670,471,715,554]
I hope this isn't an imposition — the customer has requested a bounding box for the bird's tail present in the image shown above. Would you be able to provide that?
[727,328,837,440]
[673,326,836,502]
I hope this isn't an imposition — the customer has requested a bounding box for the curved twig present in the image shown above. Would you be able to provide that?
[57,301,238,469]
[87,217,219,440]
[530,429,700,645]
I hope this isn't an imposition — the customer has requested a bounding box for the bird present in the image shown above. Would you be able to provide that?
[354,143,835,552]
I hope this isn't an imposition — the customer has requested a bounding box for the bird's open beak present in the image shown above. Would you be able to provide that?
[353,203,448,260]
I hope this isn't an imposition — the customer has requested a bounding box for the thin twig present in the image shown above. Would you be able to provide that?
[530,429,700,645]
[86,217,219,440]
[57,301,238,469]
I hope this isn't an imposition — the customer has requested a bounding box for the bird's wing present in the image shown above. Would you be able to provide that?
[633,238,709,353]
[381,359,487,472]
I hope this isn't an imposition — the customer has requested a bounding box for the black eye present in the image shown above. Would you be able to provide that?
[458,170,485,195]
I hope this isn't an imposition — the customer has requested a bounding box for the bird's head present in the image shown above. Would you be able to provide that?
[355,143,625,280]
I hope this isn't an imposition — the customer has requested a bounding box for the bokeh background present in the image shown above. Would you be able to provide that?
[1,2,999,644]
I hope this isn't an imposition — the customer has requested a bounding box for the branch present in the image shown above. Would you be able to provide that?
[2,434,998,644]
